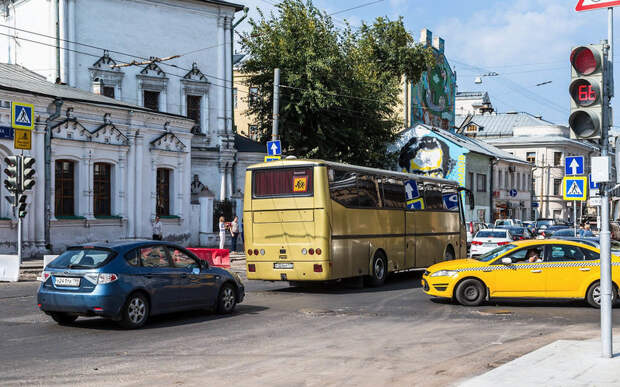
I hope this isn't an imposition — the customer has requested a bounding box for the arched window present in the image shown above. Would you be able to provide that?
[156,168,171,216]
[94,163,112,216]
[55,160,75,216]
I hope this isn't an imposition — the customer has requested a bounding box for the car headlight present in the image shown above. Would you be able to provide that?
[430,270,459,278]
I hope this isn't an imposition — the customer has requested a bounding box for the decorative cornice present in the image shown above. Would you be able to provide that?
[150,131,188,152]
[183,63,208,82]
[139,60,166,77]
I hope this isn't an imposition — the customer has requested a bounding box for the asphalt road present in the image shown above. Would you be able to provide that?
[1,271,619,386]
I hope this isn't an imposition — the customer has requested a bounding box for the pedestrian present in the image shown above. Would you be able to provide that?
[230,216,240,253]
[152,216,163,240]
[218,216,227,249]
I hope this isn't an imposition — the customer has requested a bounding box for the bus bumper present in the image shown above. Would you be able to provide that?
[246,261,332,281]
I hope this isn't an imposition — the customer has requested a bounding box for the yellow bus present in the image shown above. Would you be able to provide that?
[243,159,474,286]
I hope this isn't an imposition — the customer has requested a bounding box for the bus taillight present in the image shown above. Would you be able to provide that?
[309,248,314,255]
[313,264,323,272]
[247,249,253,255]
[248,264,256,272]
[316,248,322,255]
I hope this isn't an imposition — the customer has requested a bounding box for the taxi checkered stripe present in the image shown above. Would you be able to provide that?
[454,261,620,273]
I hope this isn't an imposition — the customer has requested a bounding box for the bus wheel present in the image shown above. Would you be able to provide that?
[444,246,455,261]
[366,252,387,287]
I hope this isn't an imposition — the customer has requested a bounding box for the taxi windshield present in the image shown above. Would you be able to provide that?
[475,244,516,262]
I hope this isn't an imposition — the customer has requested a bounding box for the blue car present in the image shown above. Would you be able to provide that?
[37,240,244,329]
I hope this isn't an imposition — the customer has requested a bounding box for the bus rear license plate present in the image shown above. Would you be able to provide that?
[274,263,294,269]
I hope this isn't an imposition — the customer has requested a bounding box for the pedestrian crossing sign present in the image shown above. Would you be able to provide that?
[406,197,424,210]
[563,176,587,201]
[11,102,34,130]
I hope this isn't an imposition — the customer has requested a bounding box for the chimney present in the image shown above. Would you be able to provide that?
[420,28,432,47]
[433,36,444,53]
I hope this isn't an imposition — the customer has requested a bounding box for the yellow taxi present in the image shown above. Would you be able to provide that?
[422,239,619,307]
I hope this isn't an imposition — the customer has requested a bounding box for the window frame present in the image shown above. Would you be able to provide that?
[54,159,75,217]
[476,173,487,193]
[156,168,171,216]
[143,90,160,111]
[93,162,112,217]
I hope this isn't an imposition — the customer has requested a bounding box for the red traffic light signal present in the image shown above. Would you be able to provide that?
[570,46,600,75]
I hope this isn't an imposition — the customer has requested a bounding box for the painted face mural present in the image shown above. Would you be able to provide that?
[398,136,455,178]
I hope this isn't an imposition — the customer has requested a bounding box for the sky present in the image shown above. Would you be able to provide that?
[234,0,619,128]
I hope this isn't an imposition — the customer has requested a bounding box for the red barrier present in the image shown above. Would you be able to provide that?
[187,248,231,269]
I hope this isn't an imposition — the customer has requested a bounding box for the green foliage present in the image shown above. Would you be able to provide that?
[239,0,434,168]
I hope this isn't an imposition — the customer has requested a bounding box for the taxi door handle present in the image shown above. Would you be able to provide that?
[531,269,542,273]
[579,268,591,272]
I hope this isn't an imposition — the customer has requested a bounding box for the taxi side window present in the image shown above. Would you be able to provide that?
[505,248,529,263]
[547,245,585,262]
[582,248,600,261]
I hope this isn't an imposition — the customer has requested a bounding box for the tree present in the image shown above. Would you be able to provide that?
[239,0,434,167]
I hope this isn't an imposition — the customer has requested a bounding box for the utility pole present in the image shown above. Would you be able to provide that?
[272,68,280,142]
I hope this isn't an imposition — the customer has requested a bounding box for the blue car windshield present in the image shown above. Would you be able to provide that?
[475,244,516,262]
[47,248,114,269]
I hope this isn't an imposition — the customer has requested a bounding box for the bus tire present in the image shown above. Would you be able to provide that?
[444,245,455,261]
[455,278,485,306]
[366,252,387,287]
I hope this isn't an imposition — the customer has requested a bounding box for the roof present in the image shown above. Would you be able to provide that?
[234,133,265,153]
[455,112,554,137]
[487,135,600,151]
[233,54,246,66]
[196,0,245,11]
[0,63,187,118]
[456,91,487,99]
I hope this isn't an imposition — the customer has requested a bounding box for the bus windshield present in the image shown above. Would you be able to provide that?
[252,167,314,198]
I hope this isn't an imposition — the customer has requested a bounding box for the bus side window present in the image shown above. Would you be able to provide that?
[380,179,405,209]
[358,176,380,208]
[329,168,360,207]
[424,183,443,209]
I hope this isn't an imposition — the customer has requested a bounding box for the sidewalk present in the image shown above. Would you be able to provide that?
[460,339,620,386]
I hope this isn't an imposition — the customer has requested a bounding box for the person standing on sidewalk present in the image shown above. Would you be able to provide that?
[218,216,227,249]
[152,216,163,240]
[230,216,240,253]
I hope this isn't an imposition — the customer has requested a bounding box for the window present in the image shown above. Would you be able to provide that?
[140,246,169,268]
[357,176,380,208]
[186,95,201,126]
[510,173,515,189]
[517,173,521,191]
[254,167,314,198]
[125,249,139,266]
[526,152,536,164]
[504,171,508,189]
[554,152,562,166]
[249,87,258,104]
[583,248,600,260]
[328,169,379,208]
[47,248,114,269]
[249,125,259,140]
[423,183,443,209]
[233,88,238,109]
[531,178,535,192]
[468,172,474,191]
[144,90,160,111]
[498,170,502,188]
[476,174,487,192]
[547,245,585,262]
[156,168,171,216]
[553,178,562,196]
[55,160,75,216]
[93,162,111,217]
[168,247,197,268]
[379,179,405,209]
[102,86,115,98]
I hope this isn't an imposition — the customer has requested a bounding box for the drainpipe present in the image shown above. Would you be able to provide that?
[55,0,61,82]
[45,98,63,249]
[490,158,498,223]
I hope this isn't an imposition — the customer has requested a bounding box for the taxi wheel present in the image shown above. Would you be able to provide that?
[119,293,150,329]
[366,252,387,287]
[586,282,618,308]
[50,312,78,325]
[455,279,486,306]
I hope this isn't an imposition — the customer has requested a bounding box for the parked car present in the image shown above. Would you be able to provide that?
[466,222,488,249]
[538,225,570,239]
[470,229,513,257]
[523,221,536,233]
[37,240,245,328]
[551,228,594,238]
[422,239,619,308]
[551,236,620,254]
[502,226,533,241]
[534,218,565,236]
[494,219,515,227]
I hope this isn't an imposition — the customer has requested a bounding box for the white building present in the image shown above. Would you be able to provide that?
[1,0,265,249]
[0,63,196,254]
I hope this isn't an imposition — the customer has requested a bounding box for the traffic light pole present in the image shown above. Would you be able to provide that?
[600,6,614,359]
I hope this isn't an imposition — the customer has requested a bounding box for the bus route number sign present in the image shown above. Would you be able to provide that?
[293,176,308,192]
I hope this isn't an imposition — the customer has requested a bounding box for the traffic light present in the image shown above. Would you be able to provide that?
[17,194,27,218]
[3,156,20,192]
[21,157,35,190]
[569,44,608,139]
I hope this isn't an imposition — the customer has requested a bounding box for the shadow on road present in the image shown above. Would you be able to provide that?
[271,270,424,295]
[59,304,268,331]
[430,297,610,309]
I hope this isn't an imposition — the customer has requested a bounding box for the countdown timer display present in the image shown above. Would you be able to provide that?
[569,78,600,107]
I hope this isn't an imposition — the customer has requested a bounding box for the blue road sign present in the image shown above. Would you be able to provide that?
[442,193,458,209]
[406,198,424,210]
[267,140,281,156]
[11,102,34,130]
[532,202,539,208]
[565,156,584,176]
[509,189,517,197]
[589,174,600,190]
[563,176,587,201]
[404,180,419,200]
[0,126,14,140]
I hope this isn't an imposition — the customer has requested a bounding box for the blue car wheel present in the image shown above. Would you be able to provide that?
[120,293,150,329]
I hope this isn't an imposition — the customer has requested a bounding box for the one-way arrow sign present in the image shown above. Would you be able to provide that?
[404,180,419,200]
[267,140,281,156]
[565,156,584,176]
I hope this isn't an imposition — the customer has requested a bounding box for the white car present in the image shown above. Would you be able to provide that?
[470,229,513,257]
[494,219,515,227]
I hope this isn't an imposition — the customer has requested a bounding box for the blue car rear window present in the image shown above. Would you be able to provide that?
[48,248,114,269]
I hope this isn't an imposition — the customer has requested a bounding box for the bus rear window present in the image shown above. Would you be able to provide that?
[253,167,314,198]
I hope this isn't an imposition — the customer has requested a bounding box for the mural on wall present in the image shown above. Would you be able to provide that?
[393,125,467,187]
[409,44,456,130]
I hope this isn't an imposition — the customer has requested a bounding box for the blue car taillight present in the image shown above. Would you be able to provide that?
[84,273,118,285]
